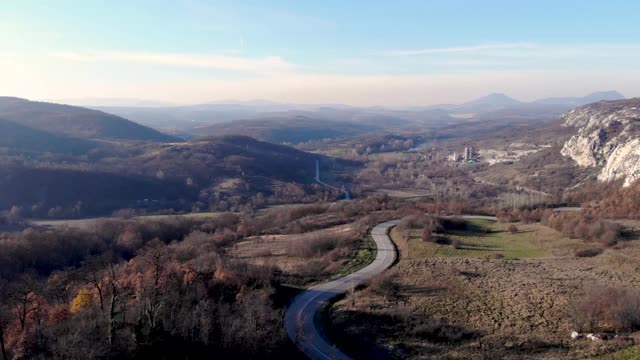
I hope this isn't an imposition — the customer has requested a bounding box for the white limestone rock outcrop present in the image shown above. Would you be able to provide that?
[561,99,640,187]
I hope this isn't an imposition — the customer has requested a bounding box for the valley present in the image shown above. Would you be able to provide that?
[6,3,640,359]
[2,95,640,360]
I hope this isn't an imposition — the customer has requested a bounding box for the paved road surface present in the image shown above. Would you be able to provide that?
[285,220,399,360]
[285,212,577,359]
[315,159,351,200]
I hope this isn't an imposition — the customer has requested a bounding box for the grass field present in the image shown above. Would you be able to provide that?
[329,219,640,359]
[333,235,377,278]
[408,219,546,259]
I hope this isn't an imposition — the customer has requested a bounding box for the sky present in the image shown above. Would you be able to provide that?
[2,0,640,106]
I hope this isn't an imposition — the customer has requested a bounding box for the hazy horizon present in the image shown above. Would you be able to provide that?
[37,89,625,108]
[3,1,640,106]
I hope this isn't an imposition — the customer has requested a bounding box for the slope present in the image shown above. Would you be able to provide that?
[0,118,95,154]
[0,97,178,142]
[189,116,379,143]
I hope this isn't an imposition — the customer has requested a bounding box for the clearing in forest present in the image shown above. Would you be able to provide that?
[408,219,546,259]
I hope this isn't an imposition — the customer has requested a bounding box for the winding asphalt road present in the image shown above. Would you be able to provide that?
[285,211,579,359]
[285,215,501,359]
[285,219,399,360]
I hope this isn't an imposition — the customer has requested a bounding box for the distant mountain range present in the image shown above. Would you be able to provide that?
[86,91,625,136]
[533,91,625,105]
[0,91,626,154]
[0,97,178,142]
[421,91,625,113]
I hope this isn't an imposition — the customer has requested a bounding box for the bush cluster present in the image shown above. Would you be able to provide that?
[572,286,640,333]
[542,212,622,246]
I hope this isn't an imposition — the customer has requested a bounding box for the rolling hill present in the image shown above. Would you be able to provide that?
[189,116,380,143]
[0,166,195,216]
[0,118,96,154]
[534,90,625,106]
[92,103,448,133]
[0,134,356,217]
[124,135,355,186]
[0,97,178,142]
[91,92,624,136]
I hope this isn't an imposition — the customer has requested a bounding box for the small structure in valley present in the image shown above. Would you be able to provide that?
[448,146,478,163]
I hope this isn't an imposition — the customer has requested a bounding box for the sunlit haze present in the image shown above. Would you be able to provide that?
[3,0,640,106]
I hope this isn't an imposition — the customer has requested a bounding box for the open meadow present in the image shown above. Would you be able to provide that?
[329,219,640,360]
[406,219,546,259]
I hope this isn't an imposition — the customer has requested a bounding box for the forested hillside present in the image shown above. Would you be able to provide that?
[0,97,178,142]
[0,119,95,154]
[0,135,356,218]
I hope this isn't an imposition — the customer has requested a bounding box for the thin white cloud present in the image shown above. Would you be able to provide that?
[386,43,534,56]
[7,42,639,106]
[48,50,297,74]
[4,64,640,106]
[386,43,640,62]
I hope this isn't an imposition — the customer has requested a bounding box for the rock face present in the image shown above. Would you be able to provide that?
[561,99,640,187]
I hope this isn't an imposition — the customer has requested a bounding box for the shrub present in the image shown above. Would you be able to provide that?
[325,247,350,262]
[575,247,603,258]
[421,226,434,242]
[434,237,451,245]
[542,212,622,246]
[477,225,492,234]
[410,317,478,343]
[397,214,428,232]
[368,271,399,300]
[441,218,467,231]
[286,230,357,258]
[599,230,620,246]
[572,286,640,332]
[497,208,545,223]
[507,224,519,234]
[294,259,330,276]
[580,180,640,219]
[496,210,517,223]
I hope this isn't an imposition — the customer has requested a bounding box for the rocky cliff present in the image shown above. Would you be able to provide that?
[561,99,640,187]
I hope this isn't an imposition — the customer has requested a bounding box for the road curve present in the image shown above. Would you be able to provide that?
[286,212,579,359]
[285,215,502,359]
[285,219,399,360]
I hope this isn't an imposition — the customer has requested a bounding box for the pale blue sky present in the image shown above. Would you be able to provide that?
[2,0,640,105]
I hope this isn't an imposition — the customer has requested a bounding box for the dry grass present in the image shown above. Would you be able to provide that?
[228,222,374,285]
[376,189,433,199]
[30,212,224,229]
[327,221,640,359]
[286,230,354,258]
[407,220,546,260]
